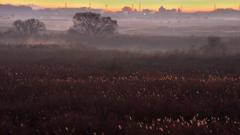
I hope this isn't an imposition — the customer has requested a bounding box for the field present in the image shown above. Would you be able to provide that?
[1,7,240,134]
[0,46,240,135]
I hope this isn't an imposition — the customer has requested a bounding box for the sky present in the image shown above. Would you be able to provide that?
[1,0,240,12]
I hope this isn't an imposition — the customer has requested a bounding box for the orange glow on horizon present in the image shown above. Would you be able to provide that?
[1,0,240,13]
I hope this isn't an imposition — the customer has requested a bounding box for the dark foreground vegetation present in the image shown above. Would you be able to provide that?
[0,46,240,135]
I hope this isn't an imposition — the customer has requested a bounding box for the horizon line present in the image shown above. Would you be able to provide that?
[1,3,239,13]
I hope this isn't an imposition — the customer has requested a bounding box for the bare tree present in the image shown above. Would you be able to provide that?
[13,19,46,35]
[69,12,118,36]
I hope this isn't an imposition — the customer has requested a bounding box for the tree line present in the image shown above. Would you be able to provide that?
[9,12,118,36]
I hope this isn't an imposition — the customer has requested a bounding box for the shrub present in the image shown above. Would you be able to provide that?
[200,36,226,56]
[12,18,46,35]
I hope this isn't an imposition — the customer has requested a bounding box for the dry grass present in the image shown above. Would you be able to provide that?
[0,47,239,135]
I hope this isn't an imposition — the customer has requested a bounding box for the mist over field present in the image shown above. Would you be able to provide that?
[1,4,240,54]
[1,7,240,37]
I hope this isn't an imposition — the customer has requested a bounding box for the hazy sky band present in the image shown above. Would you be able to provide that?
[2,0,240,11]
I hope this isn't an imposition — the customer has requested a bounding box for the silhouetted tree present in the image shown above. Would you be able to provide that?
[69,12,118,36]
[13,19,46,35]
[122,6,133,13]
